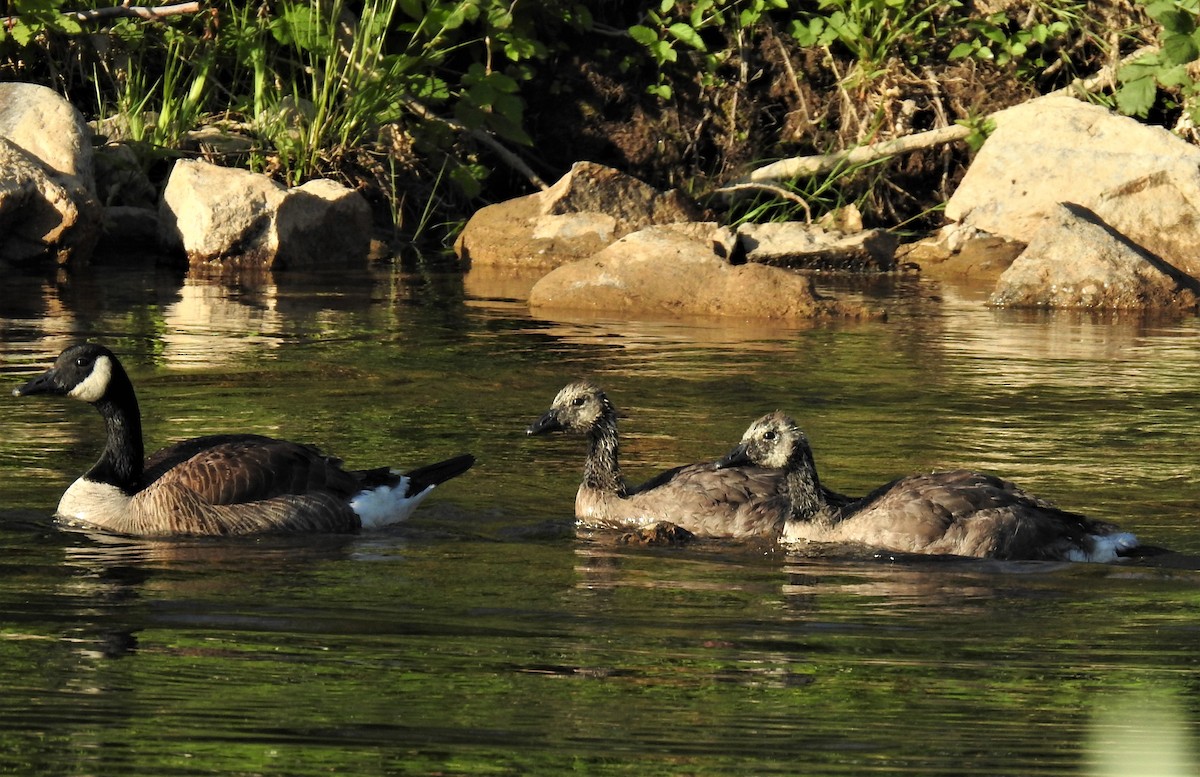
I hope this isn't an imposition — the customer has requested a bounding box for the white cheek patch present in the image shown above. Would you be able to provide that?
[68,355,112,403]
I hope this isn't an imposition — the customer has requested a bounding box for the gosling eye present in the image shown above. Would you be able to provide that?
[571,396,587,407]
[763,430,777,441]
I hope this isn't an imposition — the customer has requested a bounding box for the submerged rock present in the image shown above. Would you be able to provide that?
[454,161,702,270]
[159,159,371,270]
[529,226,884,320]
[990,203,1200,311]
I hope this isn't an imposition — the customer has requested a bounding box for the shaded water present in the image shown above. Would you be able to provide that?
[2,259,1199,775]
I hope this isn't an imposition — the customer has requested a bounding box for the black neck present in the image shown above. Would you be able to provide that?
[583,411,627,497]
[786,441,829,520]
[84,369,144,493]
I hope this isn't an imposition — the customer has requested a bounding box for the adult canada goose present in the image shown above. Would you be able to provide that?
[525,381,854,538]
[13,343,475,537]
[717,411,1140,561]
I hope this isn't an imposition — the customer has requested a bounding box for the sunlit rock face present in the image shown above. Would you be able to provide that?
[0,83,101,265]
[454,161,702,271]
[990,203,1200,312]
[159,159,371,271]
[529,225,884,321]
[947,94,1200,289]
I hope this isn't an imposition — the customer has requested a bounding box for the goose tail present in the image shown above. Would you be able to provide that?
[403,454,476,494]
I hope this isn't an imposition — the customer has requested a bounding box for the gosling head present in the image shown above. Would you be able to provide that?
[526,381,615,436]
[13,343,122,405]
[717,411,806,470]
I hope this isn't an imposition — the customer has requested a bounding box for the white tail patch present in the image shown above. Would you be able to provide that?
[1068,532,1139,563]
[350,475,436,529]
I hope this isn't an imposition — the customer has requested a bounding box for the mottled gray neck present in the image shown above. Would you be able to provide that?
[85,371,144,494]
[584,412,627,497]
[785,441,829,520]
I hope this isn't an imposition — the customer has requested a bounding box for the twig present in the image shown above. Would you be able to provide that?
[740,123,972,183]
[707,182,813,223]
[2,2,204,24]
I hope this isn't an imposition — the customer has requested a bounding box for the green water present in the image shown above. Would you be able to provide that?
[1,260,1199,776]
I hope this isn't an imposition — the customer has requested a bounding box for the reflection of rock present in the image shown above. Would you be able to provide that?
[991,204,1200,311]
[160,275,284,367]
[529,226,884,321]
[454,161,702,271]
[159,159,371,270]
[0,83,101,265]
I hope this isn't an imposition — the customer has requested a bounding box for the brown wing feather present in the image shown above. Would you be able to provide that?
[145,435,362,506]
[126,482,360,536]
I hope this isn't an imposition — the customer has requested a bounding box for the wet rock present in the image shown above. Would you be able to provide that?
[900,226,1025,283]
[454,161,703,270]
[159,159,371,270]
[990,203,1200,311]
[529,225,884,320]
[946,94,1200,280]
[737,222,898,272]
[0,83,101,264]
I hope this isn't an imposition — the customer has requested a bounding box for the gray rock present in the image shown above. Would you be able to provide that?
[946,95,1200,280]
[455,161,703,270]
[528,226,883,320]
[0,139,99,264]
[0,83,100,264]
[990,203,1200,310]
[737,222,898,271]
[159,159,370,269]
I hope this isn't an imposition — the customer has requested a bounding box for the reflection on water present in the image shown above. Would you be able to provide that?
[1,256,1200,775]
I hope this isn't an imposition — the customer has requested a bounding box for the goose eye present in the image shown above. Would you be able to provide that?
[763,431,777,441]
[75,357,91,368]
[571,396,587,407]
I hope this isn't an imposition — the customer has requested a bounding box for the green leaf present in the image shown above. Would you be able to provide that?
[1114,77,1157,118]
[1162,32,1200,66]
[629,24,658,46]
[647,83,672,99]
[668,22,705,50]
[948,42,976,60]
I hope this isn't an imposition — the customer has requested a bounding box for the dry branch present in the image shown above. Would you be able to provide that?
[2,2,203,25]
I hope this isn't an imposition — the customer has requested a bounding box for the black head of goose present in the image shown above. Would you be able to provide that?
[718,411,1140,561]
[13,343,474,537]
[526,380,794,538]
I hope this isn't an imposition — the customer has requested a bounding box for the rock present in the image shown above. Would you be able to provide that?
[0,83,95,188]
[455,161,703,270]
[900,227,1025,283]
[528,226,884,320]
[737,222,898,271]
[0,83,101,264]
[159,159,371,270]
[945,94,1200,279]
[990,203,1200,310]
[0,139,100,264]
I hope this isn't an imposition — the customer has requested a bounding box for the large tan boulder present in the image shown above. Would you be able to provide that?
[946,95,1200,279]
[528,226,883,320]
[159,159,371,270]
[455,161,702,270]
[990,203,1200,310]
[0,83,100,264]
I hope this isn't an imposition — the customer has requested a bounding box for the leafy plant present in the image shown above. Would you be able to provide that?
[789,0,956,79]
[628,0,788,99]
[948,1,1083,80]
[1115,0,1200,120]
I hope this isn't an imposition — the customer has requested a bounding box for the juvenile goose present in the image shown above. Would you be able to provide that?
[526,381,852,538]
[718,412,1139,561]
[13,343,475,537]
